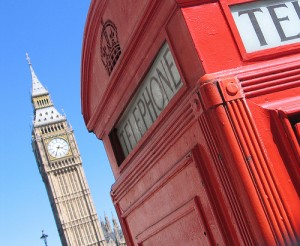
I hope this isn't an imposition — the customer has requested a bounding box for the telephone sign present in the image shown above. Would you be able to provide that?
[231,0,300,52]
[116,43,182,157]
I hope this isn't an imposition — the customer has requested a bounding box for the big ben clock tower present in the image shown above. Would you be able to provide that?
[28,54,106,246]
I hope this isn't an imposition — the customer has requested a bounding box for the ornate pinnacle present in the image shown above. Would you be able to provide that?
[26,52,31,65]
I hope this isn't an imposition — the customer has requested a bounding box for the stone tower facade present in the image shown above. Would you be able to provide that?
[28,54,107,246]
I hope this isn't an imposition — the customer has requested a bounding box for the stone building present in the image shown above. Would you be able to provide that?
[100,214,126,246]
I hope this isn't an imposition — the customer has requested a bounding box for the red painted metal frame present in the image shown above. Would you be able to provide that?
[219,0,300,61]
[81,0,300,245]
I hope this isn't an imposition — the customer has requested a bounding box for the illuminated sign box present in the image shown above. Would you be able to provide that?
[230,0,300,53]
[113,43,183,159]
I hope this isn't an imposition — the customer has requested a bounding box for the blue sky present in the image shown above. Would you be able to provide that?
[0,1,117,245]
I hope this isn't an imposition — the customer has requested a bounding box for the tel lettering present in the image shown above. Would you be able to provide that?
[238,1,300,46]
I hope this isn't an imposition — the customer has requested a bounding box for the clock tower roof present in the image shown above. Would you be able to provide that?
[27,53,66,127]
[26,53,48,97]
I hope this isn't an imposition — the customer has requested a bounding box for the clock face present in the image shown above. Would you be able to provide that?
[47,138,70,158]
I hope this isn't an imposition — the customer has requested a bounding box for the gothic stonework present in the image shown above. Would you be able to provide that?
[100,214,126,246]
[28,54,107,246]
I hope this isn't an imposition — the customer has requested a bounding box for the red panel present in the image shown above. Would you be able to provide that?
[137,198,211,246]
[115,146,229,245]
[166,9,204,88]
[182,2,242,73]
[82,0,152,127]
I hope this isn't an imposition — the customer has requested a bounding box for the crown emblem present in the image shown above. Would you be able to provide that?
[100,20,121,76]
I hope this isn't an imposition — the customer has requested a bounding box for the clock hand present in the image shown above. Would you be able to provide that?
[56,146,61,156]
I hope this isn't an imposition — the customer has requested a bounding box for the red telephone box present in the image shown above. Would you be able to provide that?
[81,0,300,245]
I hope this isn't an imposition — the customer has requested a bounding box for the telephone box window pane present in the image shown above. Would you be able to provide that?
[230,0,300,53]
[115,43,183,158]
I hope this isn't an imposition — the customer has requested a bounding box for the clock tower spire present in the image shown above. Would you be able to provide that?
[28,54,106,246]
[27,53,48,97]
[27,53,65,127]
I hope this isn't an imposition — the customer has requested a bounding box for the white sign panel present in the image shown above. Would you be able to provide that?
[230,0,300,52]
[116,43,182,157]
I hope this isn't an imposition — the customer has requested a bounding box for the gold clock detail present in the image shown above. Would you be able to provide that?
[47,138,70,158]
